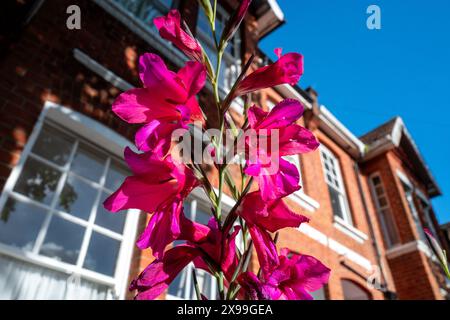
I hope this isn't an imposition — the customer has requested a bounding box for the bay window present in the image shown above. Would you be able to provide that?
[320,145,353,225]
[0,104,139,299]
[369,174,400,248]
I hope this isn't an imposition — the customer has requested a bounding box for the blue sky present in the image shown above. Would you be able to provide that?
[260,0,450,224]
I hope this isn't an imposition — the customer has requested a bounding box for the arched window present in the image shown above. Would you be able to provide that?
[341,279,372,300]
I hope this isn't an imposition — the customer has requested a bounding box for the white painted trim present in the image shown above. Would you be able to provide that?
[298,224,373,271]
[288,191,320,213]
[274,84,313,110]
[386,240,432,260]
[73,49,133,91]
[44,101,134,157]
[318,105,366,157]
[267,0,285,21]
[396,169,413,189]
[333,217,368,244]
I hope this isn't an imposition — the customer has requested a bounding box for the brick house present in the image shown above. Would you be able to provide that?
[0,0,447,300]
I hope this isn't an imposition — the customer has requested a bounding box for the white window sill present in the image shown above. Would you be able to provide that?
[288,191,320,213]
[333,217,368,243]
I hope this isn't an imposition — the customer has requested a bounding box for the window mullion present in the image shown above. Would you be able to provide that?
[76,157,111,269]
[32,140,80,255]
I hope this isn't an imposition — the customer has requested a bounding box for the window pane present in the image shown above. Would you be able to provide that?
[378,196,388,207]
[311,287,326,300]
[57,175,98,220]
[0,198,47,250]
[71,144,106,182]
[95,192,126,233]
[83,232,120,276]
[14,158,61,205]
[190,269,214,299]
[31,125,75,166]
[371,176,381,186]
[105,161,128,191]
[328,187,344,220]
[40,216,85,265]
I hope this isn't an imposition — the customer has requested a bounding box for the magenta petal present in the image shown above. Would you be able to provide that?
[112,88,157,124]
[235,53,304,97]
[138,53,186,102]
[135,120,181,156]
[112,88,179,124]
[257,157,301,201]
[250,99,304,129]
[247,105,268,128]
[179,212,210,243]
[154,10,203,62]
[238,272,268,300]
[136,202,183,259]
[123,147,172,177]
[239,191,309,232]
[248,224,279,277]
[131,245,201,300]
[279,125,320,155]
[220,0,252,44]
[177,61,207,97]
[290,254,331,294]
[103,175,176,213]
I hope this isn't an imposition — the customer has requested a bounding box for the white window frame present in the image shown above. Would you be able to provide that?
[416,189,439,241]
[0,101,140,299]
[397,170,427,243]
[369,173,400,248]
[319,145,353,226]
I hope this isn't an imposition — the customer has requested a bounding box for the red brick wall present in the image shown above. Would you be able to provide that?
[0,0,444,301]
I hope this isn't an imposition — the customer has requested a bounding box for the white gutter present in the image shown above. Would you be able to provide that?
[318,105,366,157]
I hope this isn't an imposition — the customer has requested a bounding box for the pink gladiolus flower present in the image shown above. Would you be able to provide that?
[242,99,319,201]
[103,147,198,258]
[130,244,202,300]
[130,216,241,299]
[220,0,252,46]
[238,249,330,300]
[179,215,240,281]
[234,49,303,97]
[238,190,309,275]
[112,53,205,155]
[154,10,204,63]
[238,191,309,233]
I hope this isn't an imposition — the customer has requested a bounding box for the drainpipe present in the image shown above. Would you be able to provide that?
[353,162,395,300]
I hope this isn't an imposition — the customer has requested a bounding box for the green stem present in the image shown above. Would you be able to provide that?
[217,271,225,299]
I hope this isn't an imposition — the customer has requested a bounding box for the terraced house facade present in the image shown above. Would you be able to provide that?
[0,0,448,300]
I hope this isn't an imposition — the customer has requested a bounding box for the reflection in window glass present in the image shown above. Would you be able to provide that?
[31,126,75,166]
[113,0,172,32]
[71,144,106,182]
[95,192,126,234]
[0,198,47,250]
[57,175,98,220]
[83,232,121,276]
[105,162,128,191]
[0,120,132,299]
[40,215,85,265]
[320,146,353,225]
[13,158,61,205]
